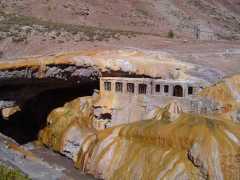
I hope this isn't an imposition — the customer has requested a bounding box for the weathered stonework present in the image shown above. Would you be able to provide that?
[93,77,218,129]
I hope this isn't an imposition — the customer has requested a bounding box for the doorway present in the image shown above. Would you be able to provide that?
[173,85,183,97]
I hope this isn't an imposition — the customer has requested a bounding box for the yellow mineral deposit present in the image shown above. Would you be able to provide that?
[39,95,99,151]
[39,74,240,180]
[200,74,240,120]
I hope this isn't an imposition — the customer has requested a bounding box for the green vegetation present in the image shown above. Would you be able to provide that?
[0,164,30,180]
[167,30,175,38]
[136,8,149,17]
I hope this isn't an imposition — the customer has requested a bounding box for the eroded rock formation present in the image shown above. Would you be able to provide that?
[0,49,239,179]
[38,73,240,180]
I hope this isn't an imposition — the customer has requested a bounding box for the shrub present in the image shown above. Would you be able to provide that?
[168,30,174,38]
[0,164,29,180]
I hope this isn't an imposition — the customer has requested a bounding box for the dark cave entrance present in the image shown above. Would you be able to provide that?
[0,81,98,145]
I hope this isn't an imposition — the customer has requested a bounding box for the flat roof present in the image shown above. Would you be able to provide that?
[100,77,204,85]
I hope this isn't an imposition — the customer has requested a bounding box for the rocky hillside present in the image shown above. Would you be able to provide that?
[0,0,240,60]
[1,0,240,39]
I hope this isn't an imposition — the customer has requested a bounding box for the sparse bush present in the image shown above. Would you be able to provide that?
[136,8,149,17]
[12,35,27,43]
[0,164,29,180]
[0,11,143,42]
[167,30,174,38]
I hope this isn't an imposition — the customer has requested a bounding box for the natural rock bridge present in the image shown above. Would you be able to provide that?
[0,50,225,144]
[0,59,101,110]
[0,58,101,144]
[0,54,142,144]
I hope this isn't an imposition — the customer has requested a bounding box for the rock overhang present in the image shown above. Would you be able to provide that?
[0,49,226,84]
[0,48,229,110]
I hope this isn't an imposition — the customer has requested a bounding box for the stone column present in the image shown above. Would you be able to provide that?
[147,81,152,95]
[112,80,116,93]
[123,80,126,93]
[135,83,138,96]
[169,84,174,96]
[160,83,164,96]
[100,78,104,96]
[183,84,188,97]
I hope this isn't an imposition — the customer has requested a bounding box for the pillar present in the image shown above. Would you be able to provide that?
[169,84,174,96]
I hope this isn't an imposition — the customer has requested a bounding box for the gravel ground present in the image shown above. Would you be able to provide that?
[0,133,95,180]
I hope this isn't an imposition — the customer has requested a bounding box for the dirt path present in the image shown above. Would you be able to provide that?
[0,133,95,180]
[30,145,95,180]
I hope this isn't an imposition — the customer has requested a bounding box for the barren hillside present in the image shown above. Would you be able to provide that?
[0,0,240,60]
[1,0,240,38]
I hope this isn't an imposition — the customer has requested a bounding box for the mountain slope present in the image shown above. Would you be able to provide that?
[0,0,240,60]
[1,0,240,39]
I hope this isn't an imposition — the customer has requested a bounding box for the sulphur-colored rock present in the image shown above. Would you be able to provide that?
[39,75,240,179]
[39,95,99,152]
[200,74,240,122]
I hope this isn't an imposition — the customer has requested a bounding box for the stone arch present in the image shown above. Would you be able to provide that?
[173,85,183,97]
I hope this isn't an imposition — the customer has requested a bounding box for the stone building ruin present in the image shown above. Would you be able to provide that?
[93,77,218,130]
[101,77,202,97]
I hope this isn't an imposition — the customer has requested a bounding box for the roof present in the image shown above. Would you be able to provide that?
[100,77,205,86]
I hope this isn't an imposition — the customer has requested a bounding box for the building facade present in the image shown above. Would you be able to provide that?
[100,77,203,98]
[93,77,217,130]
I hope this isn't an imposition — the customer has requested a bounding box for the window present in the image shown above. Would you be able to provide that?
[155,84,160,92]
[138,84,147,94]
[104,82,111,91]
[127,83,135,93]
[188,86,193,95]
[115,82,123,92]
[164,85,169,93]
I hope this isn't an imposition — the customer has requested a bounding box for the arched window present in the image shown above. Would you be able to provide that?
[173,85,183,97]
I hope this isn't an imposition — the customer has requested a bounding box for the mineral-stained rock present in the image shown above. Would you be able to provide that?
[61,121,96,161]
[163,101,183,122]
[39,80,240,179]
[200,74,240,121]
[39,95,99,152]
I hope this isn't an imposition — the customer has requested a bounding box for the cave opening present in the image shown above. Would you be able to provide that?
[0,81,98,145]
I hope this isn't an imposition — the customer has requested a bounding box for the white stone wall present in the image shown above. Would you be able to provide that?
[95,77,214,128]
[100,77,204,97]
[94,92,217,127]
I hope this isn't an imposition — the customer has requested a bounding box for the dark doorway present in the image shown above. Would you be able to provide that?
[173,85,183,97]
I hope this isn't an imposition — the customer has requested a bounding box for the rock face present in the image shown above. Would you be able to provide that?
[161,101,183,122]
[0,49,225,111]
[1,49,240,179]
[39,74,240,179]
[39,95,98,152]
[200,74,240,121]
